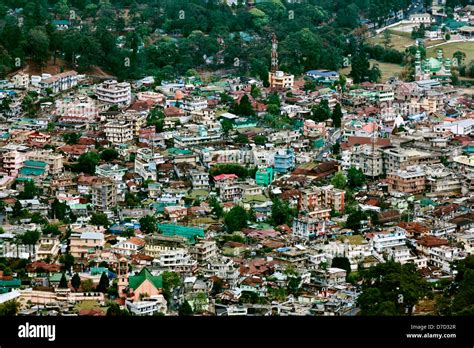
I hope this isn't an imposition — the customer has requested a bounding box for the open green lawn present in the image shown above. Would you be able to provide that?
[340,59,404,82]
[74,300,106,312]
[369,33,415,51]
[426,41,474,63]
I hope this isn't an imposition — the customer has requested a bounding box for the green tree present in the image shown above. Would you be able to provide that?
[311,99,331,122]
[63,132,81,145]
[235,133,249,144]
[250,84,261,99]
[18,180,38,199]
[331,171,347,190]
[253,135,267,145]
[0,300,19,315]
[20,230,40,245]
[221,118,233,136]
[232,94,255,117]
[106,302,130,316]
[347,167,366,189]
[100,148,119,162]
[58,273,68,289]
[75,152,100,174]
[224,206,248,232]
[358,261,429,315]
[71,273,81,292]
[178,300,193,316]
[162,271,181,302]
[346,210,367,233]
[331,256,351,275]
[90,212,110,228]
[209,196,223,218]
[59,253,75,273]
[51,198,68,221]
[82,279,94,292]
[97,272,110,292]
[27,28,50,67]
[271,198,292,226]
[332,103,343,128]
[139,215,158,234]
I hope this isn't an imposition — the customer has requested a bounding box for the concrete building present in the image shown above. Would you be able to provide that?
[371,227,407,253]
[269,70,294,89]
[91,177,117,210]
[39,71,78,94]
[274,148,295,174]
[96,80,132,107]
[69,231,105,259]
[387,167,426,194]
[299,185,345,213]
[104,120,134,144]
[26,150,63,175]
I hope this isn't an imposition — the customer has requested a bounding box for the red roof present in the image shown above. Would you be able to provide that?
[213,173,238,181]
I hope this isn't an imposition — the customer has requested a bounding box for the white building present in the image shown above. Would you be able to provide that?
[154,248,198,273]
[39,71,78,94]
[429,246,464,273]
[104,120,134,144]
[96,80,132,107]
[371,227,407,253]
[434,119,474,135]
[125,295,167,315]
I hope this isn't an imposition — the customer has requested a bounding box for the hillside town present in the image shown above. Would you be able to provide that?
[0,0,473,318]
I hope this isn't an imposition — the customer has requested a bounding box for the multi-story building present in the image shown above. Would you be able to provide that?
[144,234,188,258]
[55,96,98,124]
[203,256,240,286]
[429,246,464,273]
[125,295,167,315]
[387,167,426,194]
[350,145,384,177]
[292,212,329,239]
[182,96,208,112]
[96,163,127,200]
[371,227,407,253]
[69,231,105,259]
[383,147,439,173]
[134,148,164,181]
[153,248,198,274]
[268,70,294,89]
[39,71,78,94]
[189,169,210,189]
[26,150,63,175]
[95,80,132,107]
[2,150,25,176]
[255,167,274,186]
[91,177,117,210]
[104,120,134,144]
[274,148,295,174]
[191,240,217,264]
[299,185,345,213]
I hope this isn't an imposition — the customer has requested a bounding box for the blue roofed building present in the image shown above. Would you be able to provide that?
[274,148,295,174]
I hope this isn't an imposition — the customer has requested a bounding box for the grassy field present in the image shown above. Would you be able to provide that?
[340,59,404,82]
[369,33,415,51]
[426,41,474,63]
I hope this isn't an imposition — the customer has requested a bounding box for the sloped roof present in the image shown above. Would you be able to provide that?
[128,267,163,290]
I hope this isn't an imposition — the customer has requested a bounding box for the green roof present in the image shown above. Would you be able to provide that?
[19,167,45,176]
[23,160,47,168]
[0,278,21,288]
[128,268,163,290]
[49,273,68,282]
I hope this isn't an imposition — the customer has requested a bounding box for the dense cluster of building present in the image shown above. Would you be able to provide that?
[0,28,472,316]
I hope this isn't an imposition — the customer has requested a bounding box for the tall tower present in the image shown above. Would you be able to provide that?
[117,257,129,298]
[271,32,278,73]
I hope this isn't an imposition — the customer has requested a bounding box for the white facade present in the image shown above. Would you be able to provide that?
[96,80,132,106]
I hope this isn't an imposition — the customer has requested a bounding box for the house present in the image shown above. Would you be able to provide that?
[128,267,163,301]
[113,237,145,256]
